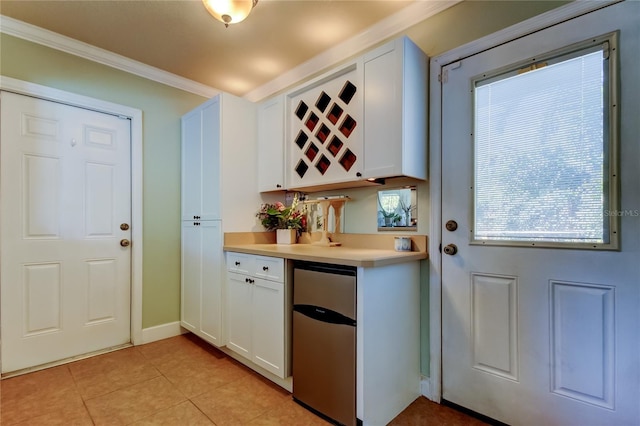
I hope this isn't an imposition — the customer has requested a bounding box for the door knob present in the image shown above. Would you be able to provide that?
[443,244,457,255]
[120,223,130,231]
[445,220,458,232]
[120,239,131,247]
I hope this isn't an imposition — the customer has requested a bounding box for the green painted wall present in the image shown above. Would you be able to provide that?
[0,0,568,367]
[0,33,208,328]
[407,0,570,57]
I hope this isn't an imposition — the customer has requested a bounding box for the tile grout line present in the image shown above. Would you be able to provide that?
[66,364,98,426]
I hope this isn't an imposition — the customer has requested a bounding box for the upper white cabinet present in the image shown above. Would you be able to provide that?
[285,61,364,191]
[258,96,285,192]
[363,36,427,180]
[273,36,427,192]
[181,97,221,221]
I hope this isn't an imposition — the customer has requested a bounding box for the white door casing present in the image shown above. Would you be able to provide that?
[0,78,143,373]
[439,3,639,425]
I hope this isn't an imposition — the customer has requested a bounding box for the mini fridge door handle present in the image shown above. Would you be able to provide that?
[293,304,356,326]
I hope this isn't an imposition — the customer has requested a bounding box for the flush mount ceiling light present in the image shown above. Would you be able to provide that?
[202,0,259,28]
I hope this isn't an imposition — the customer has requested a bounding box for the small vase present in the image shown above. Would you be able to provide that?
[276,228,297,245]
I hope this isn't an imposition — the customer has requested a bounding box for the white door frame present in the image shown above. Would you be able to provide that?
[426,0,621,402]
[0,76,144,352]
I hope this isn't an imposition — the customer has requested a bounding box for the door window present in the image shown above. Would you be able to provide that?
[473,38,618,248]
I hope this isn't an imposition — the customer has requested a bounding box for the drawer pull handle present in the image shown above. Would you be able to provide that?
[262,266,269,271]
[235,261,240,266]
[245,278,255,284]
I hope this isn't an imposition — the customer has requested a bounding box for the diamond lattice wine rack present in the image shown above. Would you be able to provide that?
[287,64,363,189]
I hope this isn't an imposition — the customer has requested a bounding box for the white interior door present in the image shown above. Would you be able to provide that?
[441,2,639,425]
[1,91,132,374]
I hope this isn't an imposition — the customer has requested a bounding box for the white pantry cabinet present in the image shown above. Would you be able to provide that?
[226,252,291,379]
[258,95,285,192]
[181,93,257,346]
[363,36,427,180]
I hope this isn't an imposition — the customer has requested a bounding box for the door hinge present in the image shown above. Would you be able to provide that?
[441,61,461,84]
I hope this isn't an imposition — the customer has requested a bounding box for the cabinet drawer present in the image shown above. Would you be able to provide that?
[227,252,253,275]
[254,256,284,282]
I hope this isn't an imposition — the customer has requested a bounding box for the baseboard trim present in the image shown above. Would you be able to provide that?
[218,346,293,393]
[140,321,186,344]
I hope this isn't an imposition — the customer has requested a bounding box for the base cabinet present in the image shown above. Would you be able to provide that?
[226,253,290,379]
[358,262,421,425]
[181,220,223,346]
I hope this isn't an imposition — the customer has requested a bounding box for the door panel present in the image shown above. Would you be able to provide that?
[200,220,222,345]
[441,3,639,424]
[181,221,202,332]
[226,271,252,358]
[23,262,62,335]
[1,91,132,373]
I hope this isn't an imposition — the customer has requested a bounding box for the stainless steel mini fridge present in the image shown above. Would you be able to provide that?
[292,261,357,426]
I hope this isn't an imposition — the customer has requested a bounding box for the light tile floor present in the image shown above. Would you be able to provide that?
[0,334,486,425]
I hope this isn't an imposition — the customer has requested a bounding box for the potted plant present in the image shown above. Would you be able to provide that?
[256,193,306,244]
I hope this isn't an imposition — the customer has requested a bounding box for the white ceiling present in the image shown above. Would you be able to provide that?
[0,1,458,101]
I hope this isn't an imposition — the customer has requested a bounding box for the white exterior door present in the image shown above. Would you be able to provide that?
[1,91,132,373]
[441,3,639,425]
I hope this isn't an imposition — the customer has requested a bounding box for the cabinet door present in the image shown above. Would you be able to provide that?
[181,98,221,221]
[201,98,221,220]
[226,271,252,359]
[363,40,403,178]
[258,96,285,192]
[200,221,223,346]
[181,221,201,332]
[286,63,363,190]
[181,110,202,220]
[252,278,285,377]
[363,37,427,180]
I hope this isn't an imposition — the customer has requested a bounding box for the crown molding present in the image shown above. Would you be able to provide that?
[0,15,220,99]
[243,0,462,102]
